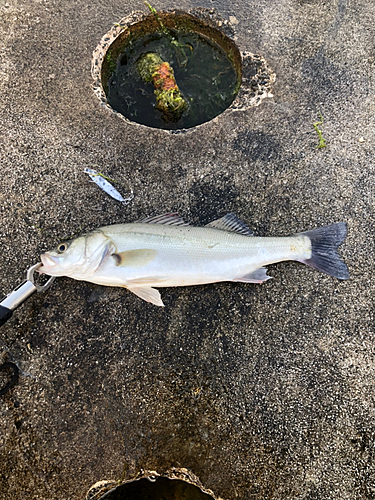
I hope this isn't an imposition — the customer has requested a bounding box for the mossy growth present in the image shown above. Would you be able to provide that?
[137,52,164,81]
[106,50,117,74]
[144,1,169,36]
[313,112,327,149]
[137,52,188,122]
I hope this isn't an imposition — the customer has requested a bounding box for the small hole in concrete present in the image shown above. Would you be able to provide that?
[95,476,215,500]
[93,11,242,130]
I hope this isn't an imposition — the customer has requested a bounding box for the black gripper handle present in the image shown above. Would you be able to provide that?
[0,305,13,327]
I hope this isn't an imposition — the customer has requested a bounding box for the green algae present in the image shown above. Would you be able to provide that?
[313,112,327,149]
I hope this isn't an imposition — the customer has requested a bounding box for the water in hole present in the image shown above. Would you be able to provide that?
[100,476,214,499]
[106,31,238,129]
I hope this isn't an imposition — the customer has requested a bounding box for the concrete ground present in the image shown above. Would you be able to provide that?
[0,0,374,498]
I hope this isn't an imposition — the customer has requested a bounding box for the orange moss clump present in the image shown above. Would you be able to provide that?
[152,62,178,91]
[137,52,188,122]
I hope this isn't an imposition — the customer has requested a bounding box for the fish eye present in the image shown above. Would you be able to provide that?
[57,243,68,253]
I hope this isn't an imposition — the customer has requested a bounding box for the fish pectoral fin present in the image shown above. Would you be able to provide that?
[126,286,165,307]
[232,267,272,284]
[113,249,158,268]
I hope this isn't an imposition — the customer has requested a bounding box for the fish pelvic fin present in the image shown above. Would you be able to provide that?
[232,267,272,283]
[298,222,349,279]
[126,286,165,307]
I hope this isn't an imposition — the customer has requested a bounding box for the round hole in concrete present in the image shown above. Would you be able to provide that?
[87,473,216,500]
[92,10,242,130]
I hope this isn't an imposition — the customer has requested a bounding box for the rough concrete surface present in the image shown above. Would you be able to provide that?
[0,0,374,498]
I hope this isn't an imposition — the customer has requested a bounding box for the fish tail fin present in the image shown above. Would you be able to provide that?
[299,222,349,279]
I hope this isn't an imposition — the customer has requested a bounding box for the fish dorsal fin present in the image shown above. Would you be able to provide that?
[206,213,254,236]
[138,213,189,226]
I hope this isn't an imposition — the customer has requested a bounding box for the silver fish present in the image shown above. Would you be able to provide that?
[39,213,349,307]
[84,168,134,204]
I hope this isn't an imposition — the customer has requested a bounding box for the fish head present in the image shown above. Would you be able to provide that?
[39,230,115,279]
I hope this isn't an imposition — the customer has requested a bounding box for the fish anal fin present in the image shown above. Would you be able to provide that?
[206,213,254,236]
[138,213,189,226]
[113,249,158,268]
[126,286,165,307]
[232,267,272,284]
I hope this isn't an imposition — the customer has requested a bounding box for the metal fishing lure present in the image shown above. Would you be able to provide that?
[84,168,134,204]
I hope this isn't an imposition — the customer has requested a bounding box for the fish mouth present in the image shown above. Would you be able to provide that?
[39,253,59,273]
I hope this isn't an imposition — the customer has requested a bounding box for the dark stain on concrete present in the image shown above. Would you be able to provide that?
[301,52,360,106]
[232,130,281,163]
[188,174,240,224]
